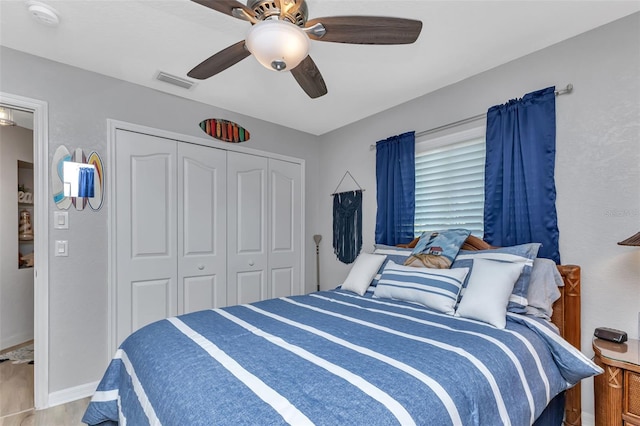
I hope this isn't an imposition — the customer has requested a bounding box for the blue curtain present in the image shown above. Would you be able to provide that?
[78,167,95,198]
[375,131,415,246]
[484,86,561,263]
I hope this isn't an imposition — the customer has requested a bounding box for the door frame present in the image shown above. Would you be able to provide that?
[0,92,50,409]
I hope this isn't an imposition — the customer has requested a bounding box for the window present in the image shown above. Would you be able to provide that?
[414,127,485,237]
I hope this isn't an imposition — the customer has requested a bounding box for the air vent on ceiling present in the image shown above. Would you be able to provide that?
[156,71,195,90]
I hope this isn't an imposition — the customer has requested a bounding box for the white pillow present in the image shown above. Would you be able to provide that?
[373,261,469,315]
[455,258,524,328]
[341,253,387,296]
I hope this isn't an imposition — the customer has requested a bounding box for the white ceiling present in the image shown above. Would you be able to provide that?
[1,1,639,135]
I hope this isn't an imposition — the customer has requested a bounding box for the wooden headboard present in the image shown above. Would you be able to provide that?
[400,234,583,425]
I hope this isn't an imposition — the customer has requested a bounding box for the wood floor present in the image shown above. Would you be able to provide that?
[0,398,90,426]
[0,343,89,426]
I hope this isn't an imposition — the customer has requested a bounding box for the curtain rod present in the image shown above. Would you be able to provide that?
[369,84,573,151]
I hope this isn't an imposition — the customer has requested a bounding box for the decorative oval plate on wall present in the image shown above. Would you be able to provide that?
[199,118,250,143]
[51,144,72,210]
[87,150,104,211]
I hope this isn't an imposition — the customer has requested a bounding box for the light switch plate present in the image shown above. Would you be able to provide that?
[55,240,68,257]
[54,211,68,229]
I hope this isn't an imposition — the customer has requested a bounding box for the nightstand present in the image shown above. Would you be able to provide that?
[593,337,640,426]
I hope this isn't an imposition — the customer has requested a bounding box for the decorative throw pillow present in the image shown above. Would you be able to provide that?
[455,258,524,328]
[373,261,469,315]
[451,242,541,314]
[341,253,387,296]
[404,229,470,269]
[371,246,414,289]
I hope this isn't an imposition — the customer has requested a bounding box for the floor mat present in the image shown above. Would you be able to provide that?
[0,343,34,364]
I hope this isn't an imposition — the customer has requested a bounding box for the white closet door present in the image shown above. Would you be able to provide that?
[268,159,303,298]
[115,130,177,346]
[227,152,268,305]
[178,143,227,314]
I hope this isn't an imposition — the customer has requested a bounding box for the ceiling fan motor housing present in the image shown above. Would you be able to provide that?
[247,0,308,26]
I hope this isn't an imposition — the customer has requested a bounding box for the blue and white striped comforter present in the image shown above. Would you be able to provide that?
[83,290,601,426]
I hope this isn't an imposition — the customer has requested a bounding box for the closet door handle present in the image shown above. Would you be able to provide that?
[197,264,205,270]
[248,260,255,266]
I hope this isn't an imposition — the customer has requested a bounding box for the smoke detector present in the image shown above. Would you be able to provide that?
[27,1,59,26]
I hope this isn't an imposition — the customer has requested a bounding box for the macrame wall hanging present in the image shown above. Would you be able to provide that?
[331,171,365,264]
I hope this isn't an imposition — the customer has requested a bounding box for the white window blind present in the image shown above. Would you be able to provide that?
[414,134,486,237]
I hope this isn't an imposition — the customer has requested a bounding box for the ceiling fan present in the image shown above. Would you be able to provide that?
[187,0,423,99]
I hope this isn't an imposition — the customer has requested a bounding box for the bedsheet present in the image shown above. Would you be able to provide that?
[83,290,601,425]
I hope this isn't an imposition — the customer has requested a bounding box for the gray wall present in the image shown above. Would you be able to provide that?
[1,11,638,421]
[0,46,321,393]
[317,13,640,421]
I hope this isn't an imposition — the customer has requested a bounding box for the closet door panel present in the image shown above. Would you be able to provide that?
[268,159,302,298]
[237,170,264,252]
[227,152,268,306]
[235,271,264,304]
[178,143,227,314]
[129,153,173,258]
[183,276,220,313]
[271,268,294,299]
[131,279,171,331]
[271,171,294,251]
[115,130,177,346]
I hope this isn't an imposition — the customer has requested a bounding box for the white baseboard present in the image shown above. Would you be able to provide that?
[47,380,99,408]
[1,332,34,352]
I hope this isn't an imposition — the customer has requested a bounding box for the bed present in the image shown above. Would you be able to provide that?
[83,235,600,425]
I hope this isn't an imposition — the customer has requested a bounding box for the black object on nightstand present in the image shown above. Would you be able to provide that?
[594,326,628,343]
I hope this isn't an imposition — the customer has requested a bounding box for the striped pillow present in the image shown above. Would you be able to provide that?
[451,243,541,314]
[369,246,414,290]
[373,261,469,315]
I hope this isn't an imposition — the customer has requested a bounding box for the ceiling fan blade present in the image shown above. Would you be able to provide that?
[290,55,327,99]
[305,16,422,45]
[191,0,254,21]
[187,41,251,80]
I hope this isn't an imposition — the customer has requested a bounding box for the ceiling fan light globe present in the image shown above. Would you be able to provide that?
[246,20,309,72]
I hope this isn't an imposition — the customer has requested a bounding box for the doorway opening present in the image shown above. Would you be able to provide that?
[0,93,49,411]
[0,107,35,418]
